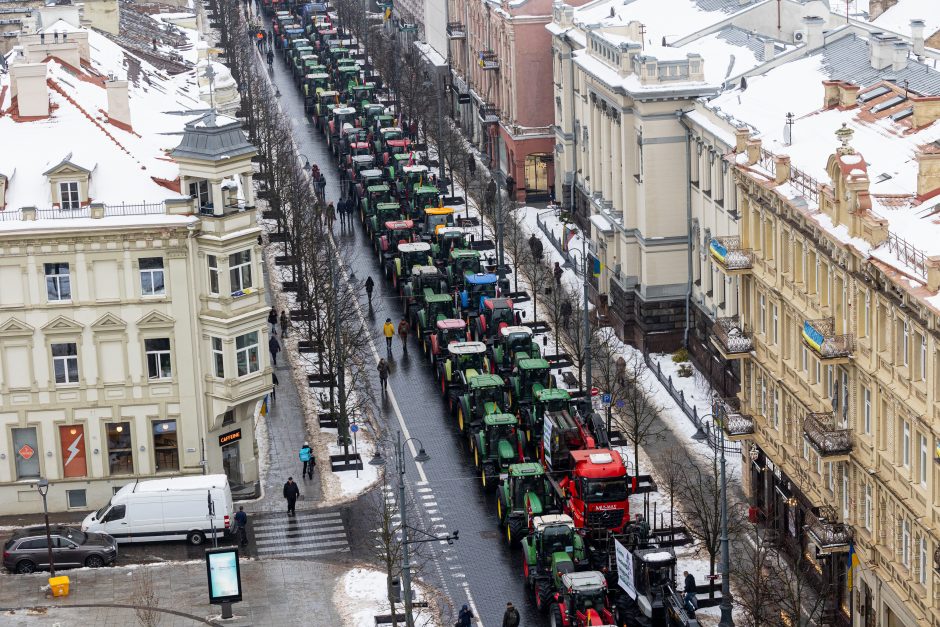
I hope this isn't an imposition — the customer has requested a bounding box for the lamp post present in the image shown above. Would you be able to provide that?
[369,432,430,627]
[329,233,350,455]
[566,235,593,392]
[692,411,734,626]
[36,479,55,577]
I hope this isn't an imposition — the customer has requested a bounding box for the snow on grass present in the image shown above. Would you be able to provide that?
[335,566,442,627]
[326,429,381,499]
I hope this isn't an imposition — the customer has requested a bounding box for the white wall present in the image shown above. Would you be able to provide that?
[424,0,448,61]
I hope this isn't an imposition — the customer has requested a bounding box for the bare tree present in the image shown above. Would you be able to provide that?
[733,521,782,627]
[610,351,667,479]
[133,569,160,627]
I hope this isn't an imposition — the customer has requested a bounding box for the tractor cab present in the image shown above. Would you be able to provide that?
[474,297,515,343]
[460,273,499,315]
[500,465,556,545]
[328,106,358,144]
[433,227,469,265]
[422,206,455,238]
[387,153,413,181]
[392,241,432,287]
[520,388,572,444]
[492,325,540,373]
[386,138,412,160]
[456,373,507,433]
[350,84,375,108]
[314,90,339,124]
[472,413,525,489]
[438,340,489,401]
[335,63,360,91]
[361,186,392,224]
[362,103,386,127]
[510,356,552,409]
[402,266,448,313]
[520,514,588,608]
[400,165,429,194]
[551,571,617,627]
[448,249,483,290]
[428,319,469,363]
[347,151,373,176]
[378,219,415,256]
[410,185,441,218]
[624,548,694,627]
[367,202,401,236]
[302,73,330,111]
[356,169,385,198]
[376,126,404,153]
[413,291,457,345]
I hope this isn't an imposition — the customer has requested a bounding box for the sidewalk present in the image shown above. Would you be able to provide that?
[0,558,345,626]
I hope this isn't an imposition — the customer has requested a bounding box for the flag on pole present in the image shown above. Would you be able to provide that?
[407,151,414,167]
[847,542,858,592]
[591,255,603,278]
[563,226,577,252]
[260,396,268,417]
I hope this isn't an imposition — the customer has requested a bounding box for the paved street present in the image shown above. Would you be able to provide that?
[251,509,350,559]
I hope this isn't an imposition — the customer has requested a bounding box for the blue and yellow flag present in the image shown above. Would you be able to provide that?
[592,256,603,278]
[260,396,269,417]
[846,542,859,591]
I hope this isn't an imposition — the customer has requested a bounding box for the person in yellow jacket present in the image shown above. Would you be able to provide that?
[383,318,395,354]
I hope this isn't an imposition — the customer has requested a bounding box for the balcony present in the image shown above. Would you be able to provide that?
[711,316,753,360]
[197,205,259,238]
[477,50,500,71]
[805,506,852,555]
[447,22,466,39]
[713,397,754,441]
[477,103,499,124]
[801,318,854,363]
[803,412,853,461]
[708,236,754,274]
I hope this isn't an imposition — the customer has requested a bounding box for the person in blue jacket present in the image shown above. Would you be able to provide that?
[299,442,315,480]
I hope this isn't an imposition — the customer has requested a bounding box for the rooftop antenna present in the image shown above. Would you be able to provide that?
[638,23,647,50]
[784,112,794,145]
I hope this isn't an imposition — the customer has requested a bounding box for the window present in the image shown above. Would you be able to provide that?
[827,462,834,492]
[771,303,778,345]
[772,388,780,430]
[759,293,766,334]
[842,467,849,521]
[211,337,225,378]
[45,262,71,301]
[229,250,253,294]
[106,422,133,475]
[864,483,872,531]
[919,536,928,585]
[59,181,80,210]
[917,333,926,381]
[207,255,220,295]
[902,420,911,468]
[235,331,260,377]
[920,434,928,487]
[814,357,821,385]
[863,387,871,435]
[863,289,871,337]
[222,409,235,426]
[152,420,179,472]
[51,342,79,384]
[66,489,87,509]
[12,427,40,479]
[801,344,808,373]
[902,519,911,567]
[145,338,172,380]
[189,179,210,209]
[139,257,165,296]
[901,321,910,367]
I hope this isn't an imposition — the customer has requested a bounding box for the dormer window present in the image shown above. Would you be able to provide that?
[60,181,80,210]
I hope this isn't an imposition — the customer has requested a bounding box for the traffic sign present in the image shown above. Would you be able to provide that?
[601,393,612,404]
[350,424,359,433]
[18,444,34,460]
[616,399,625,408]
[591,386,600,397]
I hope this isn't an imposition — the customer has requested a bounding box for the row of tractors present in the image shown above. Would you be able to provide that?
[265,4,700,626]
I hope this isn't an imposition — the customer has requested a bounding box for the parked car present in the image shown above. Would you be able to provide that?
[3,525,117,574]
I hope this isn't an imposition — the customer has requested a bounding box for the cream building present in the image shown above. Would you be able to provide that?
[702,29,940,627]
[0,13,270,514]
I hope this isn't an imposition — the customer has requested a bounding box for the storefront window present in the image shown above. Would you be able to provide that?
[106,422,133,475]
[152,420,179,472]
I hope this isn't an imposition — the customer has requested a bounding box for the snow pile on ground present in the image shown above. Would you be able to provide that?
[335,567,442,627]
[326,433,380,498]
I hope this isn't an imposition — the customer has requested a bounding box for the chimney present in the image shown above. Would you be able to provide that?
[774,155,790,185]
[803,16,825,50]
[763,38,775,61]
[911,95,940,128]
[105,79,131,129]
[734,127,750,153]
[892,41,910,71]
[746,138,762,166]
[916,151,940,198]
[10,62,48,117]
[823,80,841,109]
[910,19,926,56]
[869,32,897,70]
[839,83,860,107]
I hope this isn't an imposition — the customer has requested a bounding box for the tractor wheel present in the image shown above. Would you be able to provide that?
[535,583,553,613]
[440,373,447,397]
[549,604,564,627]
[473,445,479,468]
[522,554,530,581]
[458,407,465,432]
[481,463,495,490]
[481,465,488,489]
[507,518,525,546]
[496,497,503,524]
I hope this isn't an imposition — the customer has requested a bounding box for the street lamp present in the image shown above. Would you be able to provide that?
[368,432,431,627]
[565,234,593,392]
[36,479,55,577]
[693,410,734,626]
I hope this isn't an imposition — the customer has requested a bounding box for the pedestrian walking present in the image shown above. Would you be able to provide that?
[311,163,320,182]
[365,276,374,306]
[299,442,315,479]
[616,355,627,386]
[283,477,300,515]
[271,371,278,402]
[314,200,323,225]
[501,601,520,627]
[269,332,281,366]
[280,310,290,337]
[326,201,336,230]
[234,506,248,547]
[397,318,410,355]
[560,300,573,327]
[377,358,389,392]
[456,604,473,627]
[317,172,327,200]
[683,570,698,612]
[383,318,395,354]
[553,261,563,285]
[268,306,278,332]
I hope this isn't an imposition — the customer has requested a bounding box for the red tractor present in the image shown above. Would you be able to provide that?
[548,571,618,627]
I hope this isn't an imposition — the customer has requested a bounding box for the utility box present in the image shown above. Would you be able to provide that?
[49,575,70,597]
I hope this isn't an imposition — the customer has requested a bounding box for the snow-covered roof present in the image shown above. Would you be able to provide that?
[0,26,217,214]
[872,0,940,41]
[37,18,81,34]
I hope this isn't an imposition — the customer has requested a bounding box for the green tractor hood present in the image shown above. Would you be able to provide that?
[524,491,543,516]
[497,439,515,462]
[551,553,575,585]
[483,401,500,415]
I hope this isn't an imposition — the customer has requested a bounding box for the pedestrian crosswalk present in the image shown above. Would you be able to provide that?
[251,509,350,559]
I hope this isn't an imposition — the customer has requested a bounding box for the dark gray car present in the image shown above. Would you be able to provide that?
[3,525,118,574]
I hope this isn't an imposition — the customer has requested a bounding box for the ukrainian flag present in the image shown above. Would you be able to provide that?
[847,542,859,591]
[709,238,727,263]
[802,321,824,352]
[260,396,268,417]
[591,256,602,278]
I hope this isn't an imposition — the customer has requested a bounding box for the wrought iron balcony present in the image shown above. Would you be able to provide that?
[713,397,754,441]
[801,318,854,363]
[711,316,753,359]
[803,411,853,461]
[708,236,754,274]
[477,50,500,71]
[447,22,466,39]
[805,506,852,555]
[477,103,499,124]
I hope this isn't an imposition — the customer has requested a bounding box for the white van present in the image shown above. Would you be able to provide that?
[81,475,234,545]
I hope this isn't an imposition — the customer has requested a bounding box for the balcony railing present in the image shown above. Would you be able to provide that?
[711,316,753,358]
[478,103,499,124]
[708,236,754,274]
[803,411,853,460]
[802,318,854,362]
[446,22,466,39]
[805,506,852,555]
[714,397,754,441]
[477,50,499,71]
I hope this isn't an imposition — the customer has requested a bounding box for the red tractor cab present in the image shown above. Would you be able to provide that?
[378,219,415,255]
[474,297,515,343]
[428,318,470,362]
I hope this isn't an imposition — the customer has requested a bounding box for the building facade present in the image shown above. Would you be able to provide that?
[0,12,270,514]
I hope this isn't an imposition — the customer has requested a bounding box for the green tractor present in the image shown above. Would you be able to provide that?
[421,206,455,240]
[377,220,416,270]
[391,241,432,290]
[398,164,430,196]
[472,297,516,343]
[302,73,330,113]
[428,318,470,363]
[446,249,483,291]
[492,325,541,374]
[470,414,526,491]
[437,340,489,407]
[367,202,402,238]
[432,227,469,266]
[456,374,507,434]
[375,125,404,154]
[354,169,385,202]
[413,291,458,345]
[402,265,449,316]
[360,185,392,225]
[313,89,339,128]
[521,515,589,612]
[520,388,573,445]
[497,464,556,545]
[407,185,441,220]
[509,356,554,412]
